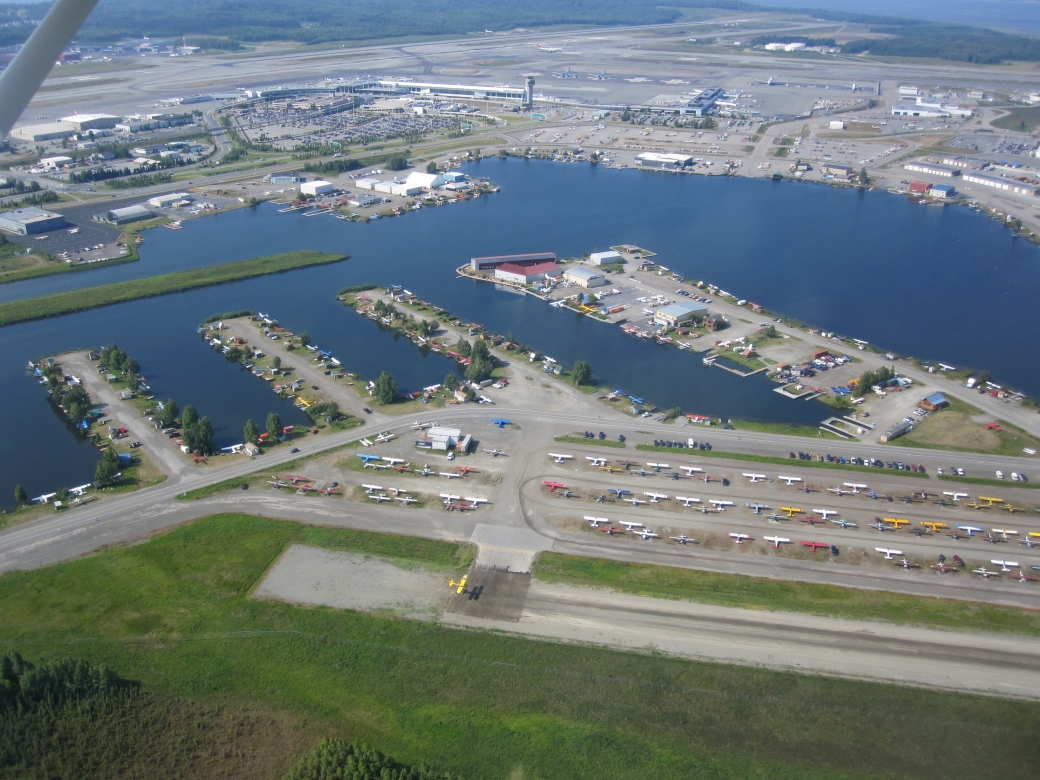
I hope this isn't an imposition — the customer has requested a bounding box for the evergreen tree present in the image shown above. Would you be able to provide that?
[266,412,283,440]
[244,419,259,444]
[14,484,27,504]
[455,338,471,358]
[443,373,458,391]
[572,360,593,386]
[373,372,398,405]
[181,404,198,429]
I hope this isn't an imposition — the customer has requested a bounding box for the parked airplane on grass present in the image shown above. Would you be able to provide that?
[670,534,696,545]
[743,473,767,483]
[764,536,790,549]
[620,521,644,530]
[729,533,753,544]
[585,516,610,527]
[633,528,659,540]
[813,509,837,520]
[675,496,701,507]
[778,476,802,486]
[645,492,668,503]
[802,541,829,553]
[830,518,857,529]
[586,457,608,466]
[745,503,770,514]
[680,466,703,476]
[875,547,903,560]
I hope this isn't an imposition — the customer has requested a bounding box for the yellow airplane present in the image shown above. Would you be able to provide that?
[964,501,983,510]
[978,496,1004,507]
[1000,504,1024,513]
[1030,532,1040,539]
[883,518,910,528]
[296,397,313,408]
[779,506,803,517]
[448,575,468,594]
[921,521,948,532]
[599,465,624,474]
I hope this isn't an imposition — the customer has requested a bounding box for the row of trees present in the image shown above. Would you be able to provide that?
[853,365,896,398]
[243,412,285,445]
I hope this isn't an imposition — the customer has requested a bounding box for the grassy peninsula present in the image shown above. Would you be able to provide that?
[0,250,345,326]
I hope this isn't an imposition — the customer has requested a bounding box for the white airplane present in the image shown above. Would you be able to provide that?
[439,472,462,479]
[646,462,670,471]
[586,456,608,466]
[943,491,969,501]
[413,421,431,430]
[813,509,838,520]
[623,497,647,506]
[992,528,1019,540]
[549,453,574,463]
[778,475,802,485]
[633,528,659,540]
[584,516,610,527]
[991,559,1020,572]
[675,496,701,507]
[465,496,488,506]
[680,466,703,475]
[396,496,418,505]
[369,494,391,502]
[709,499,734,509]
[827,487,852,496]
[389,487,410,496]
[383,456,405,465]
[844,482,867,494]
[619,521,644,530]
[644,492,668,503]
[375,433,397,443]
[697,505,723,514]
[729,533,753,544]
[670,534,696,545]
[743,473,768,483]
[68,484,91,497]
[875,547,903,560]
[359,438,373,447]
[746,503,770,514]
[958,525,984,537]
[483,448,505,457]
[973,567,1002,579]
[439,493,461,502]
[362,484,383,493]
[764,536,791,549]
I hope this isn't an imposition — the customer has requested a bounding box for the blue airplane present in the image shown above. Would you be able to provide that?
[607,488,632,497]
[357,454,381,464]
[491,419,512,428]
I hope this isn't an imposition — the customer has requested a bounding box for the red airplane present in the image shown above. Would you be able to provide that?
[321,487,341,496]
[931,562,957,574]
[455,466,479,475]
[1013,571,1039,583]
[285,475,313,484]
[393,464,411,472]
[945,530,969,540]
[799,484,818,494]
[799,516,825,526]
[801,541,829,553]
[601,526,625,536]
[542,481,567,493]
[952,555,966,567]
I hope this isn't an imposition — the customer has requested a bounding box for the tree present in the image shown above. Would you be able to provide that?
[455,338,471,358]
[418,319,432,337]
[266,412,283,441]
[194,417,215,454]
[833,395,852,410]
[572,360,593,386]
[858,167,868,186]
[470,338,490,361]
[272,356,281,369]
[426,161,438,173]
[373,372,398,405]
[94,447,120,486]
[244,418,259,444]
[157,399,179,428]
[443,373,458,391]
[181,404,198,429]
[13,484,27,504]
[465,356,492,383]
[299,331,310,347]
[464,387,477,403]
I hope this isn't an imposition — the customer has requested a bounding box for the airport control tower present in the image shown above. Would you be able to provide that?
[524,76,535,110]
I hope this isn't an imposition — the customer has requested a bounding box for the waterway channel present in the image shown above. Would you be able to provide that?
[2,157,1038,507]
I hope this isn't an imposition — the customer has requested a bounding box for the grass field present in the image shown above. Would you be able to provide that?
[727,418,845,439]
[0,250,346,327]
[993,106,1040,132]
[890,398,1040,457]
[635,443,930,478]
[554,434,627,448]
[938,473,1040,490]
[1,513,1039,778]
[533,553,1040,636]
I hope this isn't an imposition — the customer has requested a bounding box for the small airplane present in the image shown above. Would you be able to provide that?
[680,466,704,476]
[619,521,644,530]
[709,499,734,510]
[633,528,659,540]
[882,518,910,529]
[601,525,625,536]
[812,508,837,520]
[991,559,1020,572]
[1019,536,1040,549]
[1013,570,1039,583]
[549,453,574,463]
[932,562,957,574]
[675,496,702,507]
[559,490,576,498]
[584,516,610,527]
[729,533,753,544]
[483,448,506,457]
[396,496,418,505]
[871,492,894,502]
[896,558,921,569]
[875,547,903,560]
[973,567,1002,579]
[697,505,723,514]
[830,518,857,529]
[285,475,313,484]
[799,516,825,526]
[943,491,969,502]
[766,512,790,523]
[827,488,852,497]
[448,575,468,594]
[743,473,768,483]
[414,465,434,477]
[388,487,409,496]
[670,534,696,545]
[465,496,488,506]
[267,480,288,488]
[869,519,894,533]
[368,493,391,502]
[599,465,624,474]
[921,521,948,532]
[963,501,984,510]
[778,506,803,517]
[802,541,829,553]
[697,474,719,483]
[991,528,1019,540]
[843,482,867,494]
[374,433,396,444]
[746,503,770,514]
[361,484,383,493]
[647,462,670,472]
[439,472,462,480]
[490,419,512,428]
[645,492,668,503]
[357,453,381,464]
[607,488,632,498]
[455,466,479,476]
[382,457,405,466]
[320,486,341,496]
[764,535,791,549]
[542,481,567,492]
[777,476,802,486]
[439,493,461,502]
[978,496,1004,507]
[623,497,647,506]
[586,456,608,466]
[957,525,984,537]
[412,421,431,430]
[1000,504,1025,514]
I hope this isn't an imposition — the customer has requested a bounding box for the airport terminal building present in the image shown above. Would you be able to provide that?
[0,207,67,235]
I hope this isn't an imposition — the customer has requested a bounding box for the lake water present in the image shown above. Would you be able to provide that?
[2,158,1038,507]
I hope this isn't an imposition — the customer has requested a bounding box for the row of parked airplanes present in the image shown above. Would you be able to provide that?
[356,453,479,479]
[358,482,489,509]
[578,515,1039,581]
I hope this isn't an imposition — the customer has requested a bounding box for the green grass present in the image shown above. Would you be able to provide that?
[727,418,847,439]
[533,553,1040,636]
[554,434,627,448]
[992,105,1040,132]
[0,251,346,327]
[938,473,1040,490]
[635,443,930,477]
[1,513,1038,779]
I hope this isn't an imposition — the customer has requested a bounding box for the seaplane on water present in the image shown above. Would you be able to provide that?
[743,473,768,483]
[729,533,753,544]
[644,492,668,503]
[675,496,701,507]
[746,503,770,514]
[764,536,790,549]
[875,547,902,560]
[549,453,574,463]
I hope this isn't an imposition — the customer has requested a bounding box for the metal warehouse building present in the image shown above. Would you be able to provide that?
[654,301,707,328]
[904,162,960,178]
[0,207,67,235]
[494,262,562,285]
[470,252,556,272]
[99,205,153,225]
[563,266,606,288]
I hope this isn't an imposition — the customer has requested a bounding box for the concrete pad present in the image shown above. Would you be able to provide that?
[469,524,553,572]
[252,545,446,619]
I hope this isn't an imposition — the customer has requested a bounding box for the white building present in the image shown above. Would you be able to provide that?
[60,113,119,132]
[962,173,1040,197]
[148,192,194,208]
[904,162,960,177]
[300,180,334,196]
[589,250,622,265]
[828,120,846,130]
[404,171,444,190]
[564,267,607,288]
